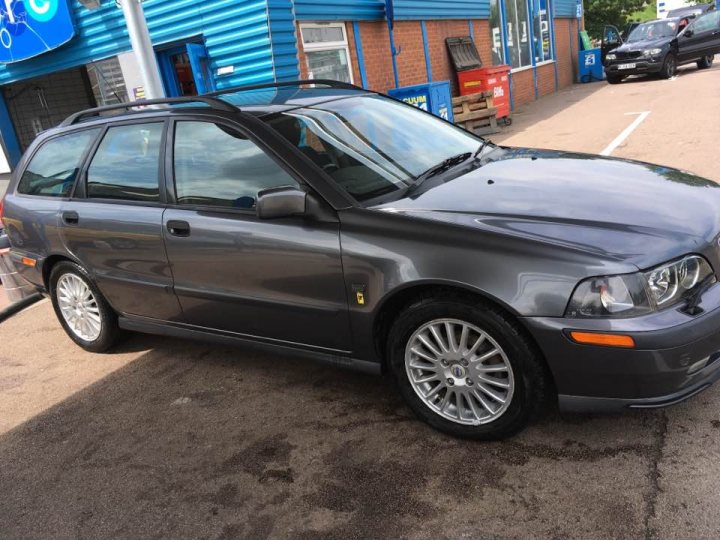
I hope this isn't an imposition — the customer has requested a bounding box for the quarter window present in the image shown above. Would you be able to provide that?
[87,123,163,202]
[300,23,354,83]
[173,121,298,209]
[17,129,100,197]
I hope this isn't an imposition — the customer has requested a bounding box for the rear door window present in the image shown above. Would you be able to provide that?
[17,129,100,197]
[172,121,298,209]
[87,122,164,202]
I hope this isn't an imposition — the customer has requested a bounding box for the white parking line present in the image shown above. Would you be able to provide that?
[600,111,651,156]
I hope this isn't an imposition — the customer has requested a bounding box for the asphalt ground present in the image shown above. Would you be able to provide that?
[1,61,720,539]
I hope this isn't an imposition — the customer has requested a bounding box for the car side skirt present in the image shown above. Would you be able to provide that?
[118,315,382,375]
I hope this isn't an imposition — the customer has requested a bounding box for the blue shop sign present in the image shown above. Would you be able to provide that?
[0,0,75,63]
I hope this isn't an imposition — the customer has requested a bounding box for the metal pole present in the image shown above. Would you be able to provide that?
[119,0,165,99]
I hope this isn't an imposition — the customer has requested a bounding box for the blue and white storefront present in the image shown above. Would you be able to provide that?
[0,0,581,171]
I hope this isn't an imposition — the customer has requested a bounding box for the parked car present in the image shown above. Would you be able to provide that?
[3,81,720,439]
[665,2,715,20]
[602,10,720,83]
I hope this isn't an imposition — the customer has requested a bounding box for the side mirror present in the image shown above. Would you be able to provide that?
[256,186,307,219]
[683,29,694,37]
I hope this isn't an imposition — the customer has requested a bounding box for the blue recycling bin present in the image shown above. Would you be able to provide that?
[578,48,603,83]
[387,81,454,122]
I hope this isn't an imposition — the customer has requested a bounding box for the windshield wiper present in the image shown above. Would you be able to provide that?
[410,152,472,188]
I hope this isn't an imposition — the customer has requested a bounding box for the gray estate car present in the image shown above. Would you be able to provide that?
[3,80,720,439]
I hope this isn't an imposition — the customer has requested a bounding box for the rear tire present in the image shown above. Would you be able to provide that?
[387,296,552,440]
[49,261,123,353]
[660,53,676,79]
[697,55,714,70]
[606,74,623,84]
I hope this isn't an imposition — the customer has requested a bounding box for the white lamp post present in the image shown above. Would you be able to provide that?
[118,0,165,99]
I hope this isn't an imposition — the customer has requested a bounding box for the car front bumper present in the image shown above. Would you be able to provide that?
[523,283,720,412]
[605,59,663,77]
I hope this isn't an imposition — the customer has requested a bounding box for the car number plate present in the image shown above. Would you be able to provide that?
[618,63,636,70]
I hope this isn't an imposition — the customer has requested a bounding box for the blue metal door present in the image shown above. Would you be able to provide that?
[185,43,215,94]
[156,42,215,97]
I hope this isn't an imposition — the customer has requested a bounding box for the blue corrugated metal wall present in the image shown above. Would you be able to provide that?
[0,0,298,88]
[294,0,385,20]
[294,0,491,20]
[393,0,490,19]
[553,0,577,18]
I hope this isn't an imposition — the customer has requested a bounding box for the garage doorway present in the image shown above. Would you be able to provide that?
[2,68,97,152]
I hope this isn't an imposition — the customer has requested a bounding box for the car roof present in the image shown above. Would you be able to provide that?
[667,3,714,17]
[55,81,372,131]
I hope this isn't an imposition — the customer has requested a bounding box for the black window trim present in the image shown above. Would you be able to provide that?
[13,125,104,202]
[166,115,313,216]
[76,117,170,208]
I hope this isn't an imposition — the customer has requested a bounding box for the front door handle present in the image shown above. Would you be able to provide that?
[62,211,79,225]
[167,220,191,237]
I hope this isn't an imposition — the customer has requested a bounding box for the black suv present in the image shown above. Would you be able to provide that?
[3,81,720,440]
[603,10,720,83]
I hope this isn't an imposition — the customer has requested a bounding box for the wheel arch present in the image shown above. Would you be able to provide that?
[41,253,83,291]
[373,281,523,356]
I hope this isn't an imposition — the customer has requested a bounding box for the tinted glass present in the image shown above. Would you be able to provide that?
[173,121,298,209]
[17,129,100,197]
[265,95,480,203]
[627,20,678,41]
[87,123,163,202]
[692,12,720,33]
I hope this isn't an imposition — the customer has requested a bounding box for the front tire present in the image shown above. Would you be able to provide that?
[387,297,552,440]
[50,261,123,352]
[697,55,714,70]
[606,74,624,84]
[660,53,676,79]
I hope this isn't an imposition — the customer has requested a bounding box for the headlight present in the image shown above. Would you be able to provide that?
[566,255,714,318]
[644,255,712,306]
[642,48,662,57]
[606,53,617,60]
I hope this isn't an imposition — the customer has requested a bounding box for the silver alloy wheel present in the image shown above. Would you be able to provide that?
[405,318,515,425]
[56,273,102,342]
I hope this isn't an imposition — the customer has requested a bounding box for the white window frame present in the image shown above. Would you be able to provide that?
[299,22,354,84]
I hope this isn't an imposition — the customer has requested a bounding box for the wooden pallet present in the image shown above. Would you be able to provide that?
[452,91,499,135]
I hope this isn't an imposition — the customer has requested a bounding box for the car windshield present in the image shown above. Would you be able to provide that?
[263,95,482,203]
[627,20,678,41]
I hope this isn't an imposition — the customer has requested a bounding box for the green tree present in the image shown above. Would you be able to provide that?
[584,0,648,40]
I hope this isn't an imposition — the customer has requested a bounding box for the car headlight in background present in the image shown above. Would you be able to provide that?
[566,255,715,318]
[642,48,663,57]
[606,53,617,61]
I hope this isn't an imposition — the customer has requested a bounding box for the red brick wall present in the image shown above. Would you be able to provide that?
[510,68,535,107]
[554,18,578,89]
[537,62,555,97]
[295,18,577,109]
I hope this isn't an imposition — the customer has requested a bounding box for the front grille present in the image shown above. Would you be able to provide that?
[616,51,643,60]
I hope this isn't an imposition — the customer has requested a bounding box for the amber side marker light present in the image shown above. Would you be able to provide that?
[21,257,37,268]
[569,331,635,348]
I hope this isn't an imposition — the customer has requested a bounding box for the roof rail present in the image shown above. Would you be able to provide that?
[207,79,365,98]
[60,95,239,127]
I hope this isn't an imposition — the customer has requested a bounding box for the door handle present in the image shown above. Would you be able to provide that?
[167,220,191,237]
[62,211,79,225]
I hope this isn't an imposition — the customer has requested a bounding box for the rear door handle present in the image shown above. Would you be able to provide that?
[62,211,79,225]
[167,220,191,237]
